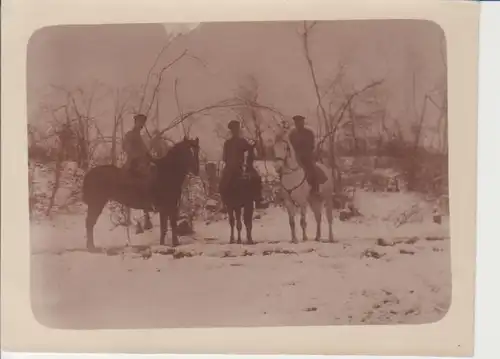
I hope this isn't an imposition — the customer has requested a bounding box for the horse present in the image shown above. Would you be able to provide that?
[273,132,335,243]
[82,137,200,251]
[219,145,260,245]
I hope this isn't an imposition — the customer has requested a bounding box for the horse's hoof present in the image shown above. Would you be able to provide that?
[303,237,309,242]
[315,237,321,242]
[230,239,235,244]
[87,245,99,253]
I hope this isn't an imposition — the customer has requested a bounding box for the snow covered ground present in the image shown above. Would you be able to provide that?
[30,189,451,329]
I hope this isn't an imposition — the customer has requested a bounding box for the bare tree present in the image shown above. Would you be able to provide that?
[233,75,268,159]
[45,123,72,216]
[135,34,208,140]
[48,82,110,169]
[429,35,448,154]
[158,97,284,139]
[110,86,137,165]
[299,21,384,190]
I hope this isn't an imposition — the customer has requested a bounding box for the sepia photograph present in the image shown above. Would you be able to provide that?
[26,19,452,330]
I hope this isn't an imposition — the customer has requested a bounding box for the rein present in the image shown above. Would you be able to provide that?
[274,139,308,203]
[274,140,301,173]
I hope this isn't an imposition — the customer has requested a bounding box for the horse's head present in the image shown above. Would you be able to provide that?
[273,132,291,174]
[155,136,200,177]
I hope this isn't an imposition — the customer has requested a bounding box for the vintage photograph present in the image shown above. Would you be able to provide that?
[27,20,450,329]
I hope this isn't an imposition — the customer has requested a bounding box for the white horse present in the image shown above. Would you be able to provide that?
[273,131,335,243]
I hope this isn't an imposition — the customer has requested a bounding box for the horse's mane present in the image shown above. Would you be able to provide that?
[155,140,188,167]
[274,128,291,144]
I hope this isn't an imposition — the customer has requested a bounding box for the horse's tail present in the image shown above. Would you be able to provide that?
[81,165,118,205]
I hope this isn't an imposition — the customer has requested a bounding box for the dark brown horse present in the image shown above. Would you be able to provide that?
[220,145,261,245]
[82,137,200,250]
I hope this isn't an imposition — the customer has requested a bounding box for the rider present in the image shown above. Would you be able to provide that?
[289,114,319,197]
[220,120,264,206]
[123,113,156,208]
[123,114,153,176]
[149,129,170,159]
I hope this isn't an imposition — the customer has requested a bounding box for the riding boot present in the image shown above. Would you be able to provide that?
[308,172,320,198]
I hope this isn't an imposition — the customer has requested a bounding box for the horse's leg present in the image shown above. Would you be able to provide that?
[228,207,235,244]
[86,200,106,251]
[169,206,180,247]
[123,207,131,246]
[284,200,298,244]
[159,209,168,246]
[235,206,243,244]
[144,211,153,231]
[325,196,335,243]
[309,198,322,242]
[300,205,309,242]
[244,202,254,245]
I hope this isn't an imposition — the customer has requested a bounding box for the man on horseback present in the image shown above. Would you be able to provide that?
[289,114,319,197]
[219,120,264,207]
[123,114,156,209]
[149,129,171,159]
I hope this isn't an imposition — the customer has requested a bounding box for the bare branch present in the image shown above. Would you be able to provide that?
[316,79,384,149]
[158,97,284,138]
[173,77,186,136]
[301,20,329,126]
[233,97,285,123]
[185,53,208,69]
[142,50,188,118]
[138,35,178,111]
[320,62,346,100]
[158,100,235,136]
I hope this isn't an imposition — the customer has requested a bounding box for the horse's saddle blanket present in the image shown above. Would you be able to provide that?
[313,164,328,184]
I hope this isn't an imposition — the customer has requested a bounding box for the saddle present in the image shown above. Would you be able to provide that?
[120,164,157,191]
[117,167,158,211]
[220,166,261,200]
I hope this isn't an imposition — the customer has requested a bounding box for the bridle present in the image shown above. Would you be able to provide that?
[274,138,307,199]
[274,138,301,174]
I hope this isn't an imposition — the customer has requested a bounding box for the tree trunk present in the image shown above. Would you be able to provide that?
[111,118,118,166]
[301,22,341,192]
[46,136,65,216]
